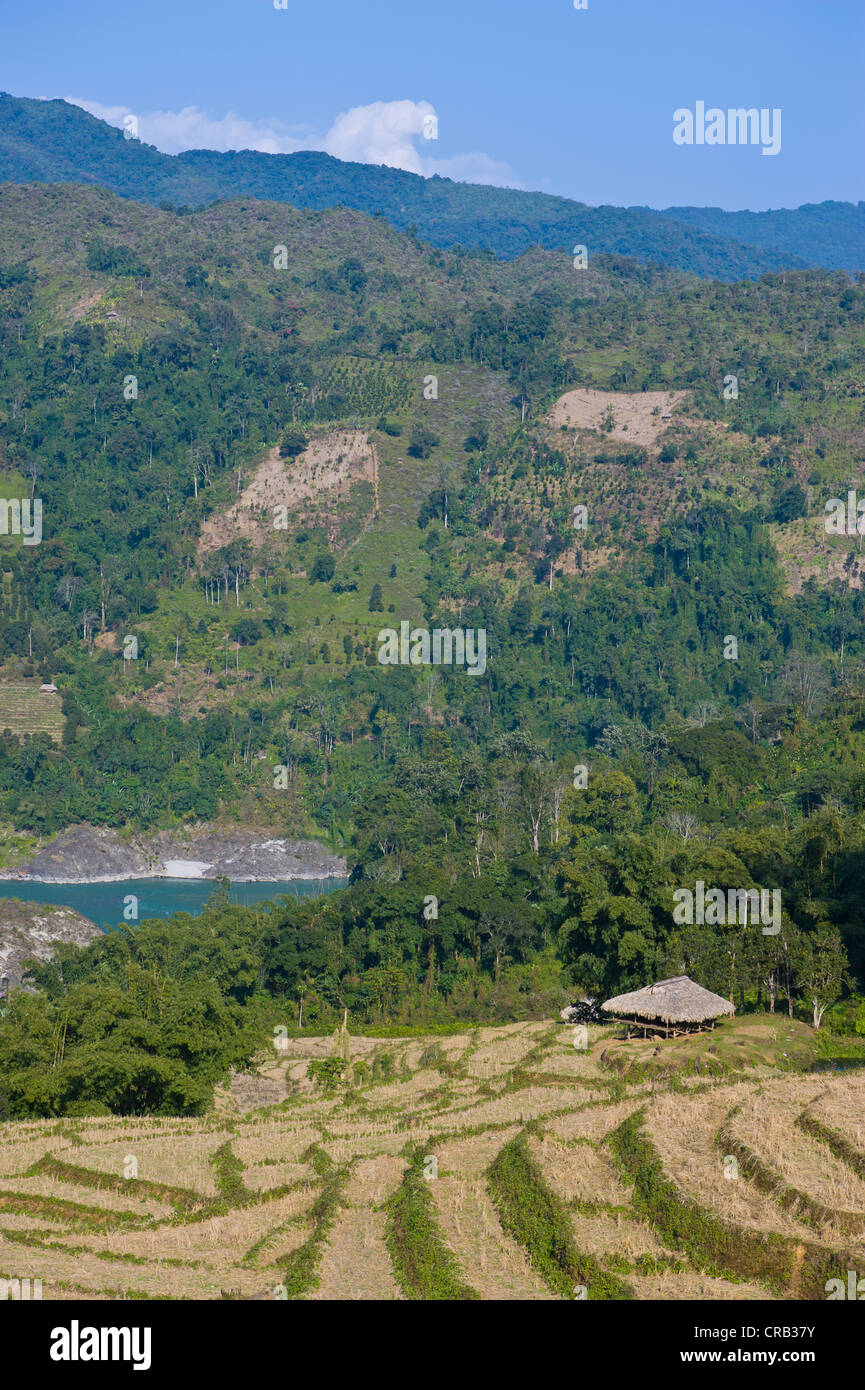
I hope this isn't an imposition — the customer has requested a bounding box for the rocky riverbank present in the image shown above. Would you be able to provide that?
[0,899,100,994]
[0,825,348,884]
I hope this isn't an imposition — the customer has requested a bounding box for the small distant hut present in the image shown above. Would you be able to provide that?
[601,975,734,1039]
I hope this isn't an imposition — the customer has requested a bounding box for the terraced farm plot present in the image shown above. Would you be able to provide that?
[721,1082,865,1242]
[0,682,63,742]
[803,1077,865,1155]
[0,1018,861,1300]
[643,1087,818,1242]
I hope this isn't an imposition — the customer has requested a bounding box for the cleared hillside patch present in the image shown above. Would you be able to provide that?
[0,682,64,742]
[547,388,688,447]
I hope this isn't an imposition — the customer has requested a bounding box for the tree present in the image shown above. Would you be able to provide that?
[222,540,252,607]
[664,810,699,843]
[472,890,536,981]
[598,722,668,795]
[736,700,764,744]
[779,652,829,721]
[369,583,384,611]
[796,924,849,1029]
[408,425,439,460]
[230,618,262,646]
[516,759,554,855]
[464,422,488,452]
[310,552,336,584]
[774,483,807,523]
[337,257,367,293]
[279,427,308,459]
[568,770,640,835]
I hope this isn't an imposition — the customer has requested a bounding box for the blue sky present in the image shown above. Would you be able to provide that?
[3,0,863,209]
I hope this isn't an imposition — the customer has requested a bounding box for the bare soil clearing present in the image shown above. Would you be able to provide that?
[198,430,378,556]
[547,388,689,447]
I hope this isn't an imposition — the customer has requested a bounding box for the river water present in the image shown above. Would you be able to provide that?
[0,877,347,928]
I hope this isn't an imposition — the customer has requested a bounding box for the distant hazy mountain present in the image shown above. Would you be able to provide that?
[661,202,865,275]
[1,92,861,278]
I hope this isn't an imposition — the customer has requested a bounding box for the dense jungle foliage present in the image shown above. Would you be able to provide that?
[0,178,864,1115]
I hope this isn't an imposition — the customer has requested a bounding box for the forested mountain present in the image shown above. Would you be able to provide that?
[3,92,864,277]
[0,177,864,1114]
[663,200,865,274]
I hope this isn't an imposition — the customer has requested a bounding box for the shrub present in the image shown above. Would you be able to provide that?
[279,427,308,459]
[307,1057,345,1090]
[309,552,336,583]
[408,426,439,460]
[376,417,402,437]
[774,483,807,524]
[464,423,488,452]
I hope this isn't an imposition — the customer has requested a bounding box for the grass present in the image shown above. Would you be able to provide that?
[720,1106,865,1235]
[27,1151,205,1212]
[719,1089,865,1235]
[0,1187,146,1232]
[385,1146,480,1301]
[487,1130,633,1300]
[598,1014,817,1081]
[797,1107,865,1181]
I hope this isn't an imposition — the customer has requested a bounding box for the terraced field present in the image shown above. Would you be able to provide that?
[0,682,64,742]
[0,1018,862,1301]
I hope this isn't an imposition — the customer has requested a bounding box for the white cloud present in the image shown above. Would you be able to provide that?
[424,152,519,187]
[64,95,519,187]
[324,99,433,173]
[323,100,519,186]
[66,97,311,155]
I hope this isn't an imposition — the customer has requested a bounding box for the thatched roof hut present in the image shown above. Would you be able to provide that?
[601,975,734,1038]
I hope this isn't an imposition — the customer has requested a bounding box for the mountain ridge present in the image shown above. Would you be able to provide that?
[4,92,863,278]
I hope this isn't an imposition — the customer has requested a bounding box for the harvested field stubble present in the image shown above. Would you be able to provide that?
[0,1020,859,1299]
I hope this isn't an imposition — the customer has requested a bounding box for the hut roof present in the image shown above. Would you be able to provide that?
[601,975,734,1024]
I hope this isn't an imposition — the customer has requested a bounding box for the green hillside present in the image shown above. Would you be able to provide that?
[0,91,844,280]
[0,180,863,1110]
[663,201,865,274]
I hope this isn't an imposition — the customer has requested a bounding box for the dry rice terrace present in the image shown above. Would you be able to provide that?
[0,682,64,743]
[0,1018,861,1301]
